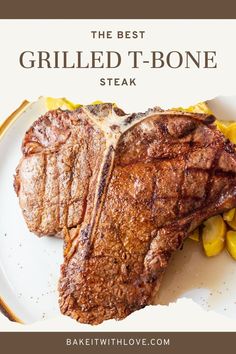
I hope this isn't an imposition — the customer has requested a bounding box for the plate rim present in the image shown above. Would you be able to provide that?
[0,100,30,324]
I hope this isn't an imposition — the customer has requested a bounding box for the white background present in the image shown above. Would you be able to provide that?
[0,19,236,120]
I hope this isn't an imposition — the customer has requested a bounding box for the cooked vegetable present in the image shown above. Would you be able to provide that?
[226,122,236,144]
[215,121,228,136]
[46,97,105,111]
[202,215,226,257]
[173,102,212,114]
[189,228,200,242]
[46,97,79,110]
[226,230,236,260]
[225,209,236,230]
[90,100,104,105]
[223,208,236,222]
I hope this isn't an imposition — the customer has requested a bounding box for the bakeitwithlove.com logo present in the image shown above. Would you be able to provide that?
[65,336,171,347]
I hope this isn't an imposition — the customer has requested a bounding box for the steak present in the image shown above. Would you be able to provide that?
[15,103,236,324]
[14,107,109,236]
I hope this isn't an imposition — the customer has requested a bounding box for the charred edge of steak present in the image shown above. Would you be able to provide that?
[124,109,215,127]
[123,107,163,125]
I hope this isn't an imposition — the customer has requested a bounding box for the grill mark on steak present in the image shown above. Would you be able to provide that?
[38,152,47,232]
[67,148,79,228]
[14,104,236,325]
[78,138,94,227]
[174,131,198,216]
[175,155,188,217]
[56,153,60,231]
[214,169,236,178]
[203,147,223,204]
[67,149,76,227]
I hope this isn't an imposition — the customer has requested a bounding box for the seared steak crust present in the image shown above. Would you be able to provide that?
[15,104,236,324]
[14,108,107,236]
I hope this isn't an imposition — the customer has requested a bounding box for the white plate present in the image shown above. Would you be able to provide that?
[0,98,63,323]
[0,96,236,324]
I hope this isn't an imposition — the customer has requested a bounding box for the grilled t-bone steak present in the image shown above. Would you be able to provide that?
[14,103,236,324]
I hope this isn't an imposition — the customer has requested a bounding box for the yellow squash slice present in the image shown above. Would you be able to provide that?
[223,208,236,222]
[226,122,236,144]
[90,100,104,105]
[46,97,80,110]
[189,228,200,242]
[215,121,228,136]
[173,102,212,114]
[202,215,226,257]
[226,231,236,260]
[45,97,105,111]
[225,209,236,230]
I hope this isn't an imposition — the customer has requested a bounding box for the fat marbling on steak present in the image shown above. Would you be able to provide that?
[14,103,236,324]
